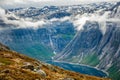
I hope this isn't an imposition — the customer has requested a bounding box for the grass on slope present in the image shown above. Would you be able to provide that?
[20,44,54,60]
[61,34,74,39]
[81,54,100,66]
[9,42,54,61]
[0,57,12,65]
[108,64,120,80]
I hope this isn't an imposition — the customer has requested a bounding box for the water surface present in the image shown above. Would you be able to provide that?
[47,60,107,77]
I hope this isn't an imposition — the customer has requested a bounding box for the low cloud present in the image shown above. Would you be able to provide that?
[72,16,89,31]
[0,7,71,30]
[0,7,47,30]
[0,6,120,34]
[4,18,47,29]
[72,11,120,34]
[0,7,6,18]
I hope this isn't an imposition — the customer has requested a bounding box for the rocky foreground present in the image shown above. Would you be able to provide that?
[0,43,110,80]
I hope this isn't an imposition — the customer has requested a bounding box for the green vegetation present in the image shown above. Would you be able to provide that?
[67,56,81,63]
[19,44,54,61]
[80,53,120,80]
[108,64,120,80]
[81,54,100,66]
[70,57,80,63]
[61,34,74,39]
[9,42,54,61]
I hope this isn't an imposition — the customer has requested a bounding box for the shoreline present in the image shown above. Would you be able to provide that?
[46,60,109,77]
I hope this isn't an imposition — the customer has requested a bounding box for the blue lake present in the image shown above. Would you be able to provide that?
[47,60,107,78]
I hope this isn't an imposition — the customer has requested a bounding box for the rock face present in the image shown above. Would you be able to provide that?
[55,21,120,70]
[0,43,110,80]
[55,2,120,80]
[0,2,114,61]
[0,22,75,61]
[111,2,120,18]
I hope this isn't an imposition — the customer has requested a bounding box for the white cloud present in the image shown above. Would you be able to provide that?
[73,16,89,30]
[0,7,71,30]
[0,4,120,33]
[0,7,47,29]
[72,11,120,34]
[0,7,6,18]
[0,0,54,8]
[0,0,119,9]
[4,18,47,29]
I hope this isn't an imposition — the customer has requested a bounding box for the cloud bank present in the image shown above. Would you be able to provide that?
[0,7,71,30]
[0,4,120,35]
[0,0,119,9]
[72,11,120,34]
[0,7,48,30]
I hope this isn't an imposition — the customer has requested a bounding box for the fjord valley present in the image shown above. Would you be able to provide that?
[0,1,120,80]
[0,42,110,80]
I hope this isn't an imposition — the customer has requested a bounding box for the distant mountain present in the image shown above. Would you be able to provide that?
[8,2,114,20]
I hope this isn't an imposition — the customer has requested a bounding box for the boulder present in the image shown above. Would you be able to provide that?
[36,69,46,77]
[21,62,34,71]
[44,63,57,72]
[1,69,10,73]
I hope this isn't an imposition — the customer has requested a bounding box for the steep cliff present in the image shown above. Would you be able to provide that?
[55,2,120,80]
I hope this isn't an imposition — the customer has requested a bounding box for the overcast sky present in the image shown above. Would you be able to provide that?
[0,0,119,9]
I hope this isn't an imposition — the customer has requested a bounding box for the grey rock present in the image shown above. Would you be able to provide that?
[62,78,75,80]
[44,63,57,72]
[36,69,46,77]
[21,62,34,71]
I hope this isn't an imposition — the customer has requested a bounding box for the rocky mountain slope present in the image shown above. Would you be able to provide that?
[55,2,120,80]
[0,43,110,80]
[0,2,115,61]
[0,6,76,61]
[0,23,75,61]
